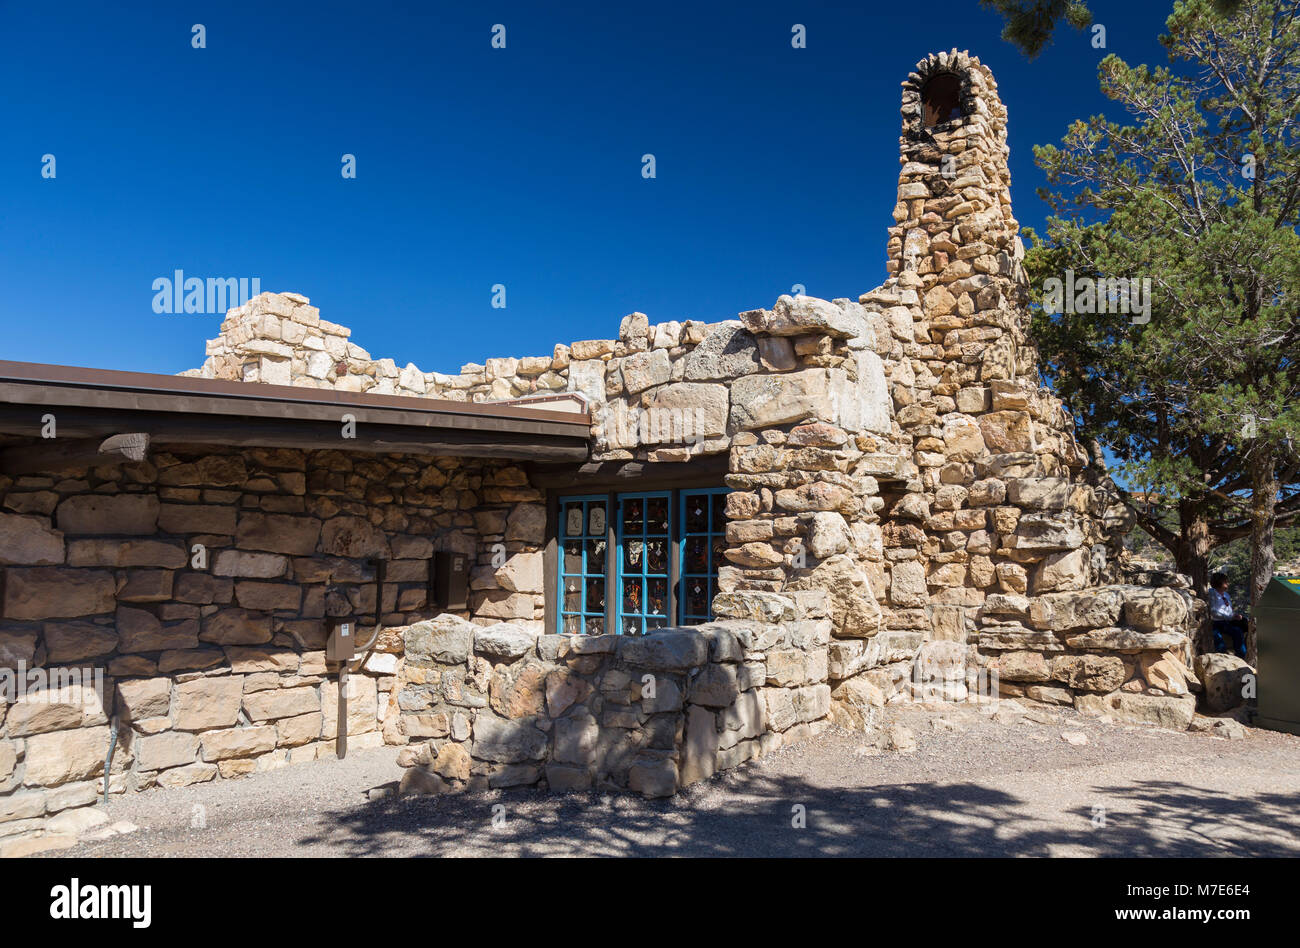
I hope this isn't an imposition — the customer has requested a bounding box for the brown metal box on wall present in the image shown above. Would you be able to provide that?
[430,551,469,612]
[325,617,358,663]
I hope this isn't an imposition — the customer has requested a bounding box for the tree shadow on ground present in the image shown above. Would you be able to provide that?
[293,768,1300,858]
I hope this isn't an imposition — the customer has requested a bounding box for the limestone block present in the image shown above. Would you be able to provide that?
[506,504,547,543]
[200,608,274,646]
[213,551,289,578]
[1139,651,1192,695]
[22,726,110,786]
[991,650,1050,682]
[471,714,547,763]
[1051,654,1126,692]
[116,677,173,721]
[1074,691,1195,730]
[1028,589,1123,631]
[474,623,538,661]
[644,382,728,440]
[235,513,322,555]
[321,677,378,737]
[622,348,672,394]
[495,551,544,594]
[1033,548,1090,592]
[201,725,277,761]
[319,516,389,558]
[3,568,115,619]
[56,495,159,535]
[619,632,709,671]
[172,676,244,731]
[628,757,678,797]
[729,370,832,430]
[743,295,868,339]
[136,731,201,771]
[682,322,760,380]
[1194,653,1252,712]
[1122,587,1190,632]
[0,514,64,565]
[44,621,118,662]
[679,705,719,785]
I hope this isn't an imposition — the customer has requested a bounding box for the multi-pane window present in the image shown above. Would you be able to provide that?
[616,492,672,635]
[678,487,729,624]
[558,495,608,635]
[556,487,729,635]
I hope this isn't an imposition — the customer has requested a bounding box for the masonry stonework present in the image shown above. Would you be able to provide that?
[0,51,1202,852]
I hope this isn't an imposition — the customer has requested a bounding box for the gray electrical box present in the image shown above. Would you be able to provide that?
[431,551,469,612]
[1255,575,1300,735]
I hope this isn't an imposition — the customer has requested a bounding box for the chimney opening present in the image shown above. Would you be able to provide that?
[921,73,964,127]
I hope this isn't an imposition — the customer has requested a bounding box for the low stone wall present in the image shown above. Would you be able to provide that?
[983,582,1202,728]
[394,591,831,797]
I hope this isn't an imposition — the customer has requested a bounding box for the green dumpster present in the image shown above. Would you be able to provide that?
[1255,575,1300,735]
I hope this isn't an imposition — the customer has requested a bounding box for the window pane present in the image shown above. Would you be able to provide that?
[558,496,606,635]
[683,536,708,573]
[585,616,605,636]
[646,538,668,574]
[585,578,605,612]
[622,498,643,533]
[677,488,730,625]
[624,539,644,572]
[647,578,668,616]
[622,578,642,614]
[685,495,708,533]
[684,577,709,617]
[646,497,669,534]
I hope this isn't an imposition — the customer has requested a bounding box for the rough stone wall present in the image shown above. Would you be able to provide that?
[395,590,830,796]
[0,442,549,850]
[836,51,1198,723]
[188,289,899,682]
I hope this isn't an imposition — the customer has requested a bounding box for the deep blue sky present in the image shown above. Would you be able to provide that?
[1,0,1175,376]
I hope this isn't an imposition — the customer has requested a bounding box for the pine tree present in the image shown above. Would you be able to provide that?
[1024,0,1300,662]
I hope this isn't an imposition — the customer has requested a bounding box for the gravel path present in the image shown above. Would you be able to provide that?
[46,704,1300,857]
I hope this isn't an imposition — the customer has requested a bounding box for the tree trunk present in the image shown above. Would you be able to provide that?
[1175,504,1212,653]
[1247,447,1278,668]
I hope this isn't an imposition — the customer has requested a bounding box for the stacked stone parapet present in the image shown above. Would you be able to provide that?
[394,590,830,795]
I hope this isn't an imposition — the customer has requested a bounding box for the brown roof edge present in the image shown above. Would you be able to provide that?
[0,360,591,427]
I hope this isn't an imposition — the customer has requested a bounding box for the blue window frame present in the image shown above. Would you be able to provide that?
[678,487,730,624]
[555,487,729,635]
[558,495,608,636]
[616,491,672,635]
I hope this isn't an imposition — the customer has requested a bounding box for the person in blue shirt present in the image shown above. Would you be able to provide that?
[1208,572,1248,660]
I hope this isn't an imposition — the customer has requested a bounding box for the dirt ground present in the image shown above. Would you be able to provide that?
[43,702,1300,858]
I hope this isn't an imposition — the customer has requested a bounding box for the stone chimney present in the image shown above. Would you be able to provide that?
[858,50,1106,666]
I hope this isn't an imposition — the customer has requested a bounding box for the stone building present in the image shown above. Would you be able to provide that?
[0,51,1198,852]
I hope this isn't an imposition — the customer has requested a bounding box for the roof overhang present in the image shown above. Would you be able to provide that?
[0,361,592,463]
